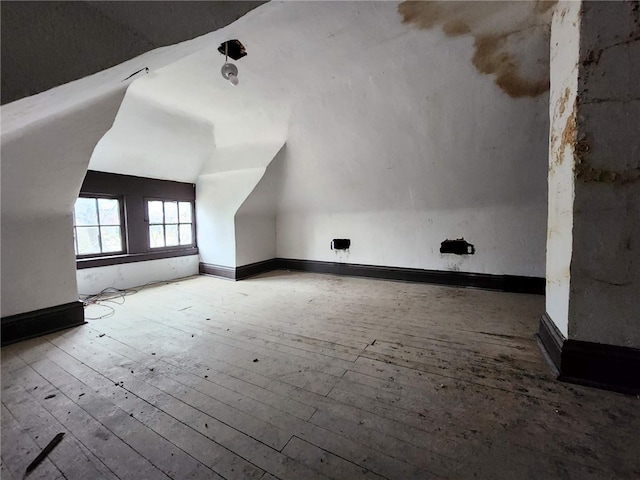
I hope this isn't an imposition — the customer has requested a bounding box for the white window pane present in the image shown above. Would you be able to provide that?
[76,226,101,254]
[165,224,179,246]
[74,198,98,226]
[100,226,122,253]
[149,225,165,248]
[98,198,120,225]
[148,201,164,224]
[164,201,178,224]
[179,202,192,223]
[179,224,192,245]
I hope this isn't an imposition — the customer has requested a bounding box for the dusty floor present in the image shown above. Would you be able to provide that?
[2,272,639,479]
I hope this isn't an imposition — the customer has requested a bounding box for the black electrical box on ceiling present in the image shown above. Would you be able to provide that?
[218,39,247,60]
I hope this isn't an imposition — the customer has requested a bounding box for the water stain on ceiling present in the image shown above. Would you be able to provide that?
[399,0,557,98]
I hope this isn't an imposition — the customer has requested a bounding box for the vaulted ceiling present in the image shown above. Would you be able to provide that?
[0,0,265,104]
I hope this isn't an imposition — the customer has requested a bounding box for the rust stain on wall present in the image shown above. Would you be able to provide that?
[549,95,576,174]
[558,86,570,117]
[554,91,640,185]
[560,102,577,155]
[399,1,556,98]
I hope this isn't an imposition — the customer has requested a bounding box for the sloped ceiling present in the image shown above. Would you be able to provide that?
[0,0,265,104]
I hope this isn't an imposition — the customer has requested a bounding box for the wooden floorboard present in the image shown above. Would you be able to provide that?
[2,272,639,479]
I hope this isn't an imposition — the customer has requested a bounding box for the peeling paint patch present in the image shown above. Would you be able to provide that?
[398,1,556,98]
[560,102,577,156]
[549,95,576,174]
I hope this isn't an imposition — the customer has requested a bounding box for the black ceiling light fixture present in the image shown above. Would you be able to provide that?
[219,39,246,86]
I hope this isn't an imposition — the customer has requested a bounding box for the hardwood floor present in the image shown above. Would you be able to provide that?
[2,272,638,479]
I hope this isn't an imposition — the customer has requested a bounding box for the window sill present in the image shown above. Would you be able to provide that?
[76,247,198,269]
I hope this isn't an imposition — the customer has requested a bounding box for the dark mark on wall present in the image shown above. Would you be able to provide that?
[398,1,555,98]
[582,49,604,67]
[121,67,149,82]
[440,239,475,255]
[331,239,351,250]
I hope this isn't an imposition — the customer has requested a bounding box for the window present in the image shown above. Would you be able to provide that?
[147,200,194,249]
[75,171,197,269]
[73,197,124,256]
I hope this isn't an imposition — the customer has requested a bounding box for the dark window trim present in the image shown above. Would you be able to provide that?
[74,194,127,258]
[145,197,196,251]
[77,248,198,269]
[76,171,197,269]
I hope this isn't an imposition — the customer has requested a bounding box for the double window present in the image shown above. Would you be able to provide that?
[74,171,197,269]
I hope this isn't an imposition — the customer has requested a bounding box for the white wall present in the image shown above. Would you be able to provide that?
[1,91,125,316]
[76,255,199,296]
[1,215,78,316]
[545,1,581,338]
[272,2,551,276]
[92,1,551,276]
[234,146,284,267]
[277,205,546,275]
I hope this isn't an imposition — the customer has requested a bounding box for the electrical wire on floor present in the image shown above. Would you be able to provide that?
[79,275,198,320]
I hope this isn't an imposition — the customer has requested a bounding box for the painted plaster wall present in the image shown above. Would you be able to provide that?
[1,91,125,317]
[545,1,581,338]
[76,255,199,296]
[235,148,284,267]
[1,216,77,317]
[277,205,546,275]
[95,1,550,275]
[568,1,640,347]
[270,1,551,276]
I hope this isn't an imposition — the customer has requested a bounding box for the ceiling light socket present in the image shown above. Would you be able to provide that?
[221,62,239,86]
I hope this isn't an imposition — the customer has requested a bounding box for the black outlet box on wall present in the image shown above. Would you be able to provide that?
[440,238,475,255]
[331,239,351,250]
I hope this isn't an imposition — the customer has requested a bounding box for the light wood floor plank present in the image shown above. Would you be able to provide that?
[1,403,63,480]
[281,436,387,480]
[6,364,172,480]
[40,343,263,479]
[3,272,638,480]
[2,380,118,480]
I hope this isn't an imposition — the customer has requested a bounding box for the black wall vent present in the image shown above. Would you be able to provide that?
[440,238,475,255]
[331,239,351,250]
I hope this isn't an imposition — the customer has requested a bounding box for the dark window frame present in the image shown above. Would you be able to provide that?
[76,171,197,270]
[74,193,127,258]
[145,197,196,251]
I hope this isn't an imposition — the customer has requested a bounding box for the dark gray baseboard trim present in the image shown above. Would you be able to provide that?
[236,259,281,280]
[276,258,545,295]
[536,312,640,395]
[200,258,544,293]
[201,258,545,294]
[199,262,236,280]
[1,301,86,347]
[535,312,563,372]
